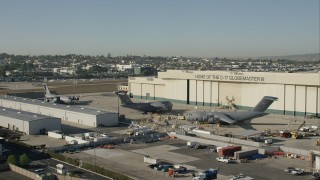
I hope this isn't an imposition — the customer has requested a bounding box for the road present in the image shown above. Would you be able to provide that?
[2,142,110,180]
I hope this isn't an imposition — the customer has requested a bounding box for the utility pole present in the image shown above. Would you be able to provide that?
[94,144,96,172]
[117,83,121,121]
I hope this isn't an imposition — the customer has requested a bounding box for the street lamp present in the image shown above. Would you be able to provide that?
[94,144,97,172]
[117,83,121,121]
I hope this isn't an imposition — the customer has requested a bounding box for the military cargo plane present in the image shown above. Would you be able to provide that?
[185,96,278,124]
[114,91,173,113]
[43,83,79,104]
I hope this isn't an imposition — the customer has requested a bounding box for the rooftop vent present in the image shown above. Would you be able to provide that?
[17,112,21,114]
[2,109,5,111]
[81,107,84,110]
[67,106,70,108]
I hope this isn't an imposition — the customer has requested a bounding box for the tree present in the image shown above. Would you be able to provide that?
[142,69,151,76]
[6,154,17,165]
[19,153,29,166]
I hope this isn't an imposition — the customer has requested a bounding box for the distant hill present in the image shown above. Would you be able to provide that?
[258,53,320,61]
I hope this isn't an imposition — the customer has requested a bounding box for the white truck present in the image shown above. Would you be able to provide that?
[216,157,230,163]
[84,132,94,139]
[187,141,198,148]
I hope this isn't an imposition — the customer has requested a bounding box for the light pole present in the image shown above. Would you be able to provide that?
[94,144,96,172]
[117,83,120,121]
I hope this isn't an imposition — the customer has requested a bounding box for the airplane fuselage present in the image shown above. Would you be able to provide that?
[185,111,268,124]
[45,94,78,104]
[122,101,173,113]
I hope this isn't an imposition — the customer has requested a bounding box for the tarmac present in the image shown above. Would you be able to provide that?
[60,91,318,179]
[7,87,320,180]
[79,92,320,152]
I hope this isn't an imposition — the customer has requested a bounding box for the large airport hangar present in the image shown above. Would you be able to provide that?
[128,70,320,117]
[0,108,61,135]
[0,95,118,127]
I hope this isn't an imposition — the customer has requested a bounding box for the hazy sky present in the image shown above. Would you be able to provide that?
[0,0,319,57]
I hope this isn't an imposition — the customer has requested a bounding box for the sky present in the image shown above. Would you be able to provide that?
[0,0,319,57]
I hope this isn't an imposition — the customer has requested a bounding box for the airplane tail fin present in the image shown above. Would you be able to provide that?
[114,91,133,105]
[43,83,51,95]
[251,96,278,112]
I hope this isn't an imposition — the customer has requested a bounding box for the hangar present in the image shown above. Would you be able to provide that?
[0,108,61,135]
[0,95,118,127]
[128,70,320,117]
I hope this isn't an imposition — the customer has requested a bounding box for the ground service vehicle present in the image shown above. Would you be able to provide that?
[290,168,304,175]
[216,157,230,163]
[193,168,218,180]
[173,165,187,172]
[187,141,198,148]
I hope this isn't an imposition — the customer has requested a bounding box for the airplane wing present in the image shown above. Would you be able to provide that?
[45,94,60,99]
[213,112,237,124]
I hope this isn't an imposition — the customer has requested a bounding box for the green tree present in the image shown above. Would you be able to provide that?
[19,153,29,166]
[6,154,17,165]
[0,65,5,76]
[142,69,151,76]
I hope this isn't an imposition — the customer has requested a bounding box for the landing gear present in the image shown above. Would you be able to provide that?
[217,122,221,127]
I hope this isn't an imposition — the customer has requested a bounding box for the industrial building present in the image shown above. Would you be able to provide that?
[0,108,61,135]
[0,95,118,127]
[128,70,320,117]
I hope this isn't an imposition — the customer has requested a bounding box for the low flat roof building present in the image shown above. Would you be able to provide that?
[0,95,118,127]
[0,108,61,135]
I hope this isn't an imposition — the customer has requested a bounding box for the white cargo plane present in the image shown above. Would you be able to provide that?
[43,83,79,104]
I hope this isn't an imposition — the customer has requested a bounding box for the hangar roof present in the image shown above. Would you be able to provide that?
[0,107,58,121]
[0,95,116,115]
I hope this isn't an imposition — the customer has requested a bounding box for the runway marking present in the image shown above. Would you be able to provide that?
[131,145,199,164]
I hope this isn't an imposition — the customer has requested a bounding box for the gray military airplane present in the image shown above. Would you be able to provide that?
[185,96,278,124]
[114,91,173,113]
[43,83,79,104]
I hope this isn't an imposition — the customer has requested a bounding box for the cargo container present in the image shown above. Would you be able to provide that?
[218,146,241,157]
[144,155,160,164]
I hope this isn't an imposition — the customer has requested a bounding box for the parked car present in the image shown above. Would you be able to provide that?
[100,133,108,137]
[148,163,159,169]
[284,167,295,173]
[193,168,218,180]
[157,165,174,172]
[173,165,187,173]
[290,168,304,175]
[313,173,320,179]
[216,157,230,163]
[34,168,45,175]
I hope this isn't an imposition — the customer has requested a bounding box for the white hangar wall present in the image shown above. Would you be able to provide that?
[129,77,187,103]
[128,70,320,117]
[0,96,118,127]
[28,117,61,135]
[0,108,61,135]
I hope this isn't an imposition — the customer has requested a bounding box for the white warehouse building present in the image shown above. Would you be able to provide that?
[128,70,320,117]
[0,108,61,135]
[0,96,118,127]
